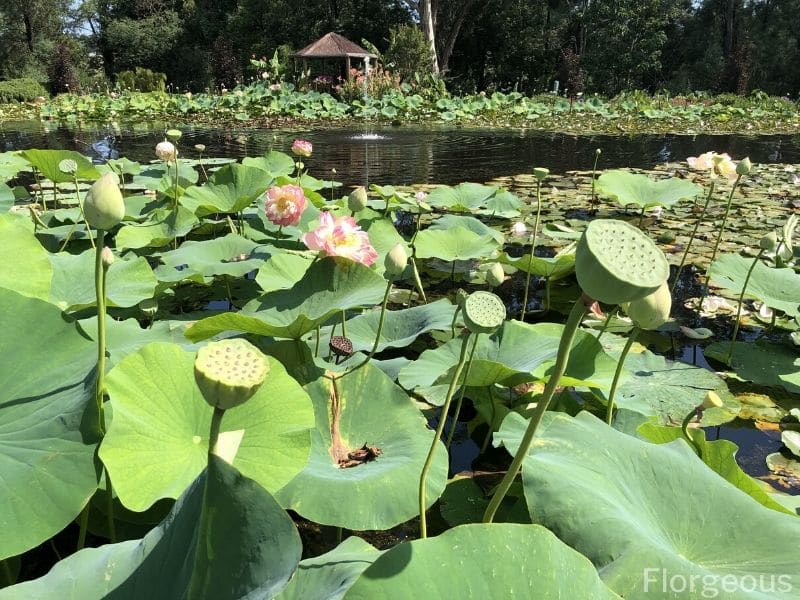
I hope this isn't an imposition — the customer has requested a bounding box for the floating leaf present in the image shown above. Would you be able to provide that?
[414,226,498,262]
[499,251,576,280]
[710,253,800,317]
[242,150,295,179]
[597,170,702,209]
[705,340,800,395]
[116,207,199,250]
[181,163,270,216]
[425,182,497,211]
[160,234,268,278]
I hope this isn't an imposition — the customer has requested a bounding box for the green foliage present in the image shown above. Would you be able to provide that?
[116,67,166,93]
[384,25,433,83]
[0,78,48,103]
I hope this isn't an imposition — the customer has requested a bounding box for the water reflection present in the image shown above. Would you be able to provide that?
[1,120,799,187]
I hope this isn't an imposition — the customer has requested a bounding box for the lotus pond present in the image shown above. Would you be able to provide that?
[1,135,799,599]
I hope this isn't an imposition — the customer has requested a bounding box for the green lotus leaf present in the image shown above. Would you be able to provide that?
[438,474,529,527]
[429,214,505,244]
[498,411,800,599]
[255,252,313,292]
[186,257,387,341]
[597,170,702,209]
[20,149,100,183]
[0,289,97,560]
[499,251,576,280]
[638,422,793,514]
[425,182,498,211]
[0,456,301,600]
[48,250,158,312]
[710,253,800,317]
[414,226,499,262]
[705,340,800,395]
[0,182,13,212]
[131,161,198,191]
[0,213,52,300]
[276,536,382,600]
[180,163,270,216]
[103,157,141,176]
[242,150,296,179]
[160,234,269,278]
[345,524,620,599]
[357,215,408,276]
[276,363,448,530]
[99,343,314,512]
[0,151,31,179]
[116,207,199,250]
[481,188,523,218]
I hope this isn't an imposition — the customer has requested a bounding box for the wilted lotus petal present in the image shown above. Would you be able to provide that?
[680,326,714,340]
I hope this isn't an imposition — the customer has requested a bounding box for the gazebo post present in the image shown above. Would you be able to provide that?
[346,56,351,77]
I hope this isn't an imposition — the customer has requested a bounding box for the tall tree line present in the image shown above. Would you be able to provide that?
[1,0,798,96]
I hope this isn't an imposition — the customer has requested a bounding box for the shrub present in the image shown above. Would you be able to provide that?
[336,66,402,102]
[384,25,433,83]
[0,78,49,103]
[116,67,166,93]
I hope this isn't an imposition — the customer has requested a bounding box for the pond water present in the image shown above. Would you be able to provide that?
[2,120,800,187]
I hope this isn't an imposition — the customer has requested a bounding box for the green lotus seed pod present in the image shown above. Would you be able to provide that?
[624,281,672,330]
[701,390,724,410]
[194,338,269,410]
[84,173,125,230]
[736,157,752,176]
[760,231,778,251]
[166,128,182,141]
[348,186,368,212]
[384,242,408,276]
[462,291,506,335]
[486,262,505,288]
[575,219,669,305]
[58,159,77,175]
[533,167,550,182]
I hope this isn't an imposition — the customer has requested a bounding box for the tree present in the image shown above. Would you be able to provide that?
[0,0,70,79]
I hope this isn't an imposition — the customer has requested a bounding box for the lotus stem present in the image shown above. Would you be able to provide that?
[681,407,702,457]
[410,255,427,304]
[671,181,714,294]
[445,334,480,449]
[637,206,646,228]
[341,310,348,338]
[226,215,238,235]
[419,331,472,538]
[33,167,46,211]
[590,149,601,211]
[483,299,588,524]
[699,175,742,309]
[75,502,89,551]
[172,160,180,249]
[726,249,765,365]
[595,310,614,342]
[94,229,108,435]
[520,181,543,321]
[314,325,321,357]
[352,277,393,371]
[209,406,225,456]
[605,327,639,425]
[450,305,461,338]
[480,385,497,453]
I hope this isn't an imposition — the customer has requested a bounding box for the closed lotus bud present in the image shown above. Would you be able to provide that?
[595,148,602,156]
[194,338,269,410]
[486,262,505,288]
[101,247,115,268]
[760,231,778,251]
[166,129,182,141]
[736,157,752,176]
[348,186,368,212]
[84,173,125,230]
[701,390,724,410]
[194,144,206,152]
[625,281,672,330]
[155,140,177,162]
[384,243,408,276]
[533,167,550,182]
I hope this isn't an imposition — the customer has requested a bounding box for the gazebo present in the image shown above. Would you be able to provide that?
[293,32,377,80]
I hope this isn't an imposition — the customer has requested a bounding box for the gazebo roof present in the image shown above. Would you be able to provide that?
[293,32,377,59]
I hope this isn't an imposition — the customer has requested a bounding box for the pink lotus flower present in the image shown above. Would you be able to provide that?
[292,139,313,157]
[302,211,378,266]
[687,151,738,180]
[264,184,307,226]
[687,151,715,170]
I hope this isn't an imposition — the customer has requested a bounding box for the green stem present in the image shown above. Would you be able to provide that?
[483,300,588,524]
[681,407,702,457]
[94,229,107,435]
[637,206,646,228]
[209,406,225,455]
[410,255,427,304]
[590,150,600,210]
[76,502,90,551]
[450,305,461,338]
[671,181,715,294]
[419,332,472,538]
[445,334,480,449]
[605,327,639,425]
[521,182,543,321]
[595,310,614,342]
[314,325,321,358]
[226,214,238,235]
[105,467,117,542]
[33,167,46,211]
[341,309,347,338]
[727,249,765,364]
[172,159,180,250]
[699,175,742,308]
[480,385,496,454]
[354,278,392,369]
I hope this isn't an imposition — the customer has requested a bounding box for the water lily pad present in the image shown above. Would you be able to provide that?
[414,226,498,262]
[277,363,448,530]
[181,163,270,216]
[160,234,268,278]
[597,170,702,210]
[705,340,800,395]
[186,257,387,341]
[0,214,52,300]
[0,289,97,560]
[710,253,800,317]
[345,524,619,599]
[99,343,314,511]
[0,456,301,600]
[498,411,800,598]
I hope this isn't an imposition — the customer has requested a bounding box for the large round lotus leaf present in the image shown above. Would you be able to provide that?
[0,456,301,600]
[242,150,295,179]
[430,214,506,244]
[414,226,499,262]
[499,251,576,280]
[597,170,702,209]
[0,151,31,179]
[0,289,97,560]
[276,536,383,600]
[425,182,498,211]
[277,363,448,530]
[705,340,800,395]
[0,182,14,212]
[160,234,269,278]
[576,219,668,304]
[116,207,199,250]
[345,524,620,599]
[131,161,198,192]
[20,149,100,183]
[0,214,52,300]
[497,411,800,598]
[99,342,314,512]
[48,250,158,312]
[180,163,270,216]
[256,253,314,292]
[185,257,387,341]
[710,253,800,318]
[481,189,523,218]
